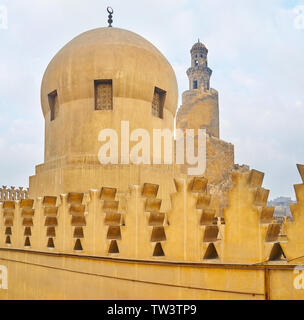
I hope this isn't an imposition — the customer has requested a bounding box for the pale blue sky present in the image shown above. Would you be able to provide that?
[0,0,304,200]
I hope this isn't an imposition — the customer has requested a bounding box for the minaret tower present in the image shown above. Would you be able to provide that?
[176,40,219,138]
[187,40,212,91]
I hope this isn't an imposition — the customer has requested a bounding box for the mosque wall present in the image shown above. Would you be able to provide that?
[1,166,304,299]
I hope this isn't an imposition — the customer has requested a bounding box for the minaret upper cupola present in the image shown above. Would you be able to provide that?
[187,40,212,91]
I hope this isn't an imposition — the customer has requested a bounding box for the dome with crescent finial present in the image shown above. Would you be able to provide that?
[41,27,178,118]
[40,27,178,163]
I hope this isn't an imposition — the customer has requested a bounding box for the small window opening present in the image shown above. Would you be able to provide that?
[24,237,31,247]
[74,239,83,251]
[204,243,219,260]
[151,227,166,242]
[48,90,59,121]
[193,80,198,89]
[5,227,12,236]
[24,227,31,236]
[74,227,84,239]
[107,226,122,240]
[5,236,11,245]
[95,80,113,110]
[108,240,119,254]
[268,243,286,261]
[153,242,165,257]
[47,238,55,249]
[152,87,166,119]
[47,227,56,237]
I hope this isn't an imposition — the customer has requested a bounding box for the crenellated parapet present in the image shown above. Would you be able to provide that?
[281,165,304,263]
[1,201,15,245]
[100,187,125,255]
[222,168,286,264]
[67,193,87,251]
[0,186,28,201]
[43,196,58,249]
[141,183,168,257]
[20,199,35,248]
[1,170,304,267]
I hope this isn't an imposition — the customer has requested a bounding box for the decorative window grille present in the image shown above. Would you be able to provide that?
[152,87,166,119]
[95,80,113,110]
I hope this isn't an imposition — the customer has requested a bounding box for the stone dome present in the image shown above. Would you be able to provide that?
[41,27,178,117]
[191,41,207,53]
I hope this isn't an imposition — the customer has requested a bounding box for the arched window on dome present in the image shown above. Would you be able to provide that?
[48,90,59,121]
[94,80,113,110]
[195,60,199,66]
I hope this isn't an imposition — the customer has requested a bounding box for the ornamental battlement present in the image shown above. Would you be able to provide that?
[0,186,29,202]
[1,165,303,266]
